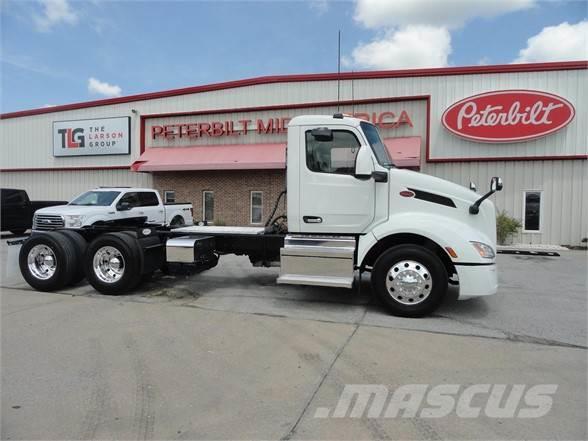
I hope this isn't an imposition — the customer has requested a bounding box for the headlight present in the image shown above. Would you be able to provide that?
[65,215,85,228]
[470,241,495,259]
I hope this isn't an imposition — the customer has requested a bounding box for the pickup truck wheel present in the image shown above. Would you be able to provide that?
[372,245,448,317]
[55,230,87,285]
[170,216,185,228]
[84,233,142,295]
[18,232,76,291]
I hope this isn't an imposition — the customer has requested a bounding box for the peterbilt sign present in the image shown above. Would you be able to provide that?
[53,117,130,157]
[442,90,575,143]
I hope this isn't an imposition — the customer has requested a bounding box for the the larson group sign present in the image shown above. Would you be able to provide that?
[53,117,130,157]
[442,90,575,143]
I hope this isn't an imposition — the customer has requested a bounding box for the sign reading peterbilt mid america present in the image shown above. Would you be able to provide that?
[53,117,130,157]
[442,90,575,143]
[149,111,413,140]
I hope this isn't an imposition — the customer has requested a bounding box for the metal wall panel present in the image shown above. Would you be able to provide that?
[425,160,587,246]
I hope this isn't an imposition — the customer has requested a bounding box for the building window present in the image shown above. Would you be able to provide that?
[523,191,542,232]
[164,190,175,204]
[203,191,214,223]
[305,130,360,175]
[250,191,263,224]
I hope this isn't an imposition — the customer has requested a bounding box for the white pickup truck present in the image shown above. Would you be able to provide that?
[33,187,194,230]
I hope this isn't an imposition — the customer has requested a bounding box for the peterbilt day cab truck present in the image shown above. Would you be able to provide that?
[33,188,194,230]
[18,114,502,317]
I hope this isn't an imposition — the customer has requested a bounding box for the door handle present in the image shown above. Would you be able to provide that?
[303,216,323,224]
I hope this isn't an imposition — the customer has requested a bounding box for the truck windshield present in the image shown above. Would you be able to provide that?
[69,191,120,206]
[360,121,394,167]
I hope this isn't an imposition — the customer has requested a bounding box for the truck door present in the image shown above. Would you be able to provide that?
[298,126,375,234]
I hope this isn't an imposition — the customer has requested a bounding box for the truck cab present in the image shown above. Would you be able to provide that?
[279,114,499,315]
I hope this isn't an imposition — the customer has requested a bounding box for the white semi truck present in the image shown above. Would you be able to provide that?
[17,114,502,317]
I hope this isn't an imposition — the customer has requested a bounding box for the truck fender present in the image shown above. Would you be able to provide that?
[359,212,493,268]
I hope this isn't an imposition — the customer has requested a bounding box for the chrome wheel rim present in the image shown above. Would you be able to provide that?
[27,245,57,280]
[385,260,432,305]
[93,246,125,284]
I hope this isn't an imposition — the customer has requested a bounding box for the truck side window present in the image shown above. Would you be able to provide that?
[3,190,25,205]
[139,192,159,207]
[119,192,140,208]
[305,130,360,175]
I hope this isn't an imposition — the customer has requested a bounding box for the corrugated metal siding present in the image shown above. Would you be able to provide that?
[0,169,153,202]
[424,160,587,246]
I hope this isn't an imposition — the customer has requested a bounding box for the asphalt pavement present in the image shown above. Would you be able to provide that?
[1,236,586,440]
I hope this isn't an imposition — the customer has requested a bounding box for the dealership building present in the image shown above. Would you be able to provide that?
[1,61,586,246]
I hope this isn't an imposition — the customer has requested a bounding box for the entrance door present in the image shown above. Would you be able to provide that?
[298,126,376,234]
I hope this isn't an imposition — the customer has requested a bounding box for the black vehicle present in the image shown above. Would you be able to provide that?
[1,189,67,235]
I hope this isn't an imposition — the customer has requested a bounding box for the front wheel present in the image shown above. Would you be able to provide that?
[372,245,448,317]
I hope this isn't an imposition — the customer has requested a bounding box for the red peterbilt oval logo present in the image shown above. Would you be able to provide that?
[442,90,575,143]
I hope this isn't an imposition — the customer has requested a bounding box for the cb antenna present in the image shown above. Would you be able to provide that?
[351,69,355,115]
[337,29,341,111]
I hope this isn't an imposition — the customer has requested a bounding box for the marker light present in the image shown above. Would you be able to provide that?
[445,247,458,258]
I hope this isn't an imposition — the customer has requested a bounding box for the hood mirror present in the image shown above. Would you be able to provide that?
[469,176,503,215]
[469,181,477,192]
[311,127,333,142]
[491,177,503,192]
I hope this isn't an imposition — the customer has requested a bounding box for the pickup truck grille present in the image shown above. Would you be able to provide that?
[33,214,65,230]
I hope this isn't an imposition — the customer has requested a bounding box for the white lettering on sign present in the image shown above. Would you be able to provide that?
[457,101,564,129]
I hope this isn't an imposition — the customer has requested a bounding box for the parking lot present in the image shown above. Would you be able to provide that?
[1,236,586,439]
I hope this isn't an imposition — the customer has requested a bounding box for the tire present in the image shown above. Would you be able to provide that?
[10,229,27,236]
[18,232,76,291]
[55,230,87,285]
[372,244,448,317]
[170,216,185,228]
[84,233,142,295]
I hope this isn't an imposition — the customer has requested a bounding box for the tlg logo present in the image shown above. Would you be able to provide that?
[57,128,85,148]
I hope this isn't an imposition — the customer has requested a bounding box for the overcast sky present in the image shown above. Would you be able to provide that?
[1,0,586,112]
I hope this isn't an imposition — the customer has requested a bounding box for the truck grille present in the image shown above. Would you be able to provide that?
[33,214,65,230]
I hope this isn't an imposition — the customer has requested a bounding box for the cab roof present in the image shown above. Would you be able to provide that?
[288,114,367,128]
[91,187,156,192]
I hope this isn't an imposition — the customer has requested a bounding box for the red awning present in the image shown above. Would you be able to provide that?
[384,137,421,168]
[131,143,286,172]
